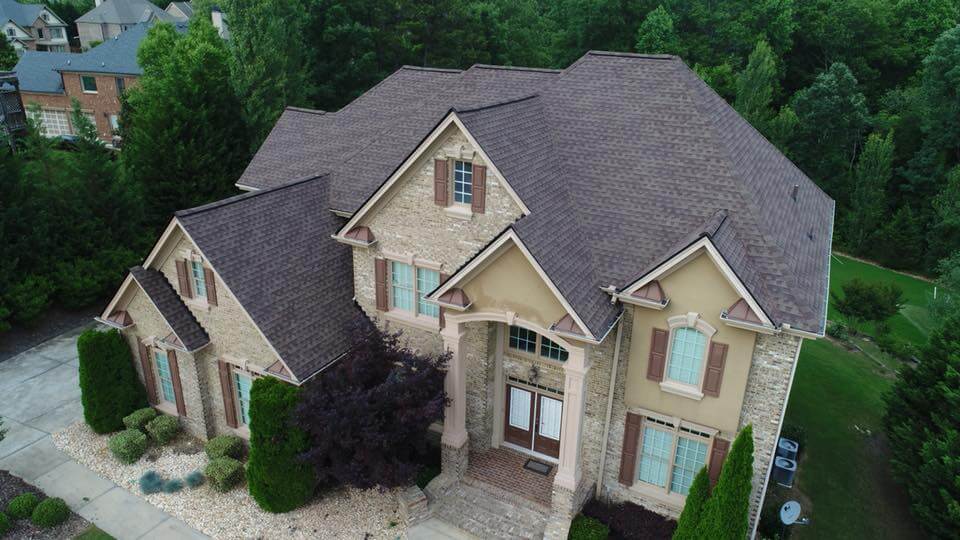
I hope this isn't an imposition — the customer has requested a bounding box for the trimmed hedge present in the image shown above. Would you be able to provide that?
[123,408,157,432]
[246,377,314,513]
[206,457,244,492]
[108,429,148,464]
[204,435,244,460]
[31,497,69,528]
[0,511,9,536]
[145,415,180,444]
[569,514,609,539]
[78,329,148,433]
[6,492,39,519]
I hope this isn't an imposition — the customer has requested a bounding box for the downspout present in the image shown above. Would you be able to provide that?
[595,316,625,499]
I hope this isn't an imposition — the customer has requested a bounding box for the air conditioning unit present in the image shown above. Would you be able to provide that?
[776,437,799,461]
[773,457,797,488]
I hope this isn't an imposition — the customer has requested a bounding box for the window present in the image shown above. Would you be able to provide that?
[154,350,176,403]
[115,77,125,94]
[109,114,119,130]
[416,268,439,318]
[389,261,439,319]
[453,160,472,204]
[233,371,253,425]
[30,108,70,137]
[36,28,44,39]
[390,261,415,312]
[42,12,49,21]
[637,426,673,487]
[191,260,207,298]
[6,28,14,37]
[508,325,537,353]
[667,327,707,386]
[539,336,569,361]
[50,27,63,39]
[636,418,711,496]
[671,436,708,495]
[81,75,97,93]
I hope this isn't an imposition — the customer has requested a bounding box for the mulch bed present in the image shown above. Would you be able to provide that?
[583,498,677,540]
[0,469,90,539]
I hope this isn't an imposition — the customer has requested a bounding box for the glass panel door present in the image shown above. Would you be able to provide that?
[533,394,562,458]
[503,385,533,447]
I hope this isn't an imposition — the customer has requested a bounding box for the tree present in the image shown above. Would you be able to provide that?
[919,26,960,169]
[122,20,250,230]
[296,316,448,489]
[635,6,679,55]
[77,329,148,433]
[845,131,894,253]
[885,312,960,538]
[672,466,710,539]
[929,250,960,320]
[831,278,903,327]
[927,166,960,267]
[0,35,17,71]
[696,425,754,540]
[872,205,925,270]
[734,40,778,130]
[246,377,314,513]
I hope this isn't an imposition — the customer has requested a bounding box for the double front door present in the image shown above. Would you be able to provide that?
[504,384,563,459]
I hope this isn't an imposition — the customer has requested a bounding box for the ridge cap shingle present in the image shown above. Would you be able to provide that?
[176,174,328,218]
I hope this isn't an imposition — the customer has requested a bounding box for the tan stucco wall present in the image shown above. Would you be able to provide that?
[623,251,757,434]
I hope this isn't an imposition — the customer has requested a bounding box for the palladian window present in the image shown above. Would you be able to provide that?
[507,325,568,361]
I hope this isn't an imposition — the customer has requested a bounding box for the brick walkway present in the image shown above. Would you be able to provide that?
[466,447,555,507]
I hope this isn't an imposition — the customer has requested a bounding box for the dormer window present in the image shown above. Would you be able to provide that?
[453,161,473,204]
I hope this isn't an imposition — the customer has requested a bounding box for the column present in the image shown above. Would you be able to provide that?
[554,345,589,492]
[440,321,469,478]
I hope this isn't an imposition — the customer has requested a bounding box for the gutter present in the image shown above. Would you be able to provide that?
[595,317,625,498]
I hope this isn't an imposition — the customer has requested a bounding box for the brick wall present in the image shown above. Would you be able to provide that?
[21,72,137,143]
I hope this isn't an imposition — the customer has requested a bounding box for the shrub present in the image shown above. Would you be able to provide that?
[6,492,39,519]
[145,415,180,444]
[162,479,184,494]
[876,332,920,361]
[826,320,849,340]
[123,408,158,432]
[247,377,314,512]
[30,497,69,528]
[7,275,54,325]
[109,429,148,464]
[673,467,710,539]
[185,470,205,488]
[139,471,164,494]
[831,278,903,325]
[569,514,609,539]
[206,457,244,492]
[696,425,754,540]
[77,328,148,433]
[204,434,244,460]
[0,511,9,536]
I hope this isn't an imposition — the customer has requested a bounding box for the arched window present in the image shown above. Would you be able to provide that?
[666,327,707,386]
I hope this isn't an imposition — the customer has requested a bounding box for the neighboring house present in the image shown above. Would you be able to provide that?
[0,71,27,141]
[75,0,174,50]
[0,0,69,53]
[164,1,192,21]
[98,52,834,538]
[13,23,184,143]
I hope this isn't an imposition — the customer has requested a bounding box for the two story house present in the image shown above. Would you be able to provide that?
[98,52,833,539]
[75,0,174,50]
[0,0,69,53]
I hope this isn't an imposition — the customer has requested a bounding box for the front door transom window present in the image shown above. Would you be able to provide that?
[507,325,569,362]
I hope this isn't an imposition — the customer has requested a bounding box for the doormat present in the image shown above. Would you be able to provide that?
[523,459,552,476]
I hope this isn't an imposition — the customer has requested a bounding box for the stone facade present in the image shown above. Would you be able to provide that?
[21,72,137,143]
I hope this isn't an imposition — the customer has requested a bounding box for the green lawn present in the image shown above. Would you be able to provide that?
[829,254,936,344]
[777,339,922,540]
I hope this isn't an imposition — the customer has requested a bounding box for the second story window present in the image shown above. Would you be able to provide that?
[36,28,44,39]
[666,327,707,386]
[509,325,537,353]
[453,160,472,204]
[81,76,97,93]
[390,261,439,319]
[507,325,569,361]
[191,260,207,298]
[50,27,63,39]
[540,335,569,361]
[115,77,125,94]
[6,28,14,37]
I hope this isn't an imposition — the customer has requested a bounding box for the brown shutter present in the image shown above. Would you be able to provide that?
[138,341,158,405]
[218,359,238,428]
[434,159,448,206]
[175,259,192,299]
[708,437,730,486]
[438,272,449,329]
[646,328,669,381]
[618,412,643,485]
[472,165,486,214]
[375,258,388,311]
[703,342,728,397]
[204,267,218,306]
[166,349,187,416]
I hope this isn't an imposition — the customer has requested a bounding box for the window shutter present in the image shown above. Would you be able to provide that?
[434,159,448,206]
[472,165,486,214]
[138,341,158,405]
[438,272,449,329]
[204,267,217,306]
[646,328,669,381]
[618,412,643,485]
[708,437,730,486]
[218,359,238,428]
[175,259,192,299]
[375,258,388,311]
[703,342,728,397]
[167,349,187,417]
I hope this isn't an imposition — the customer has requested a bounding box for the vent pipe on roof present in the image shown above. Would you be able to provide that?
[791,184,799,202]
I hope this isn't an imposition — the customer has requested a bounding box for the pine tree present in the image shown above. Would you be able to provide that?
[672,466,710,540]
[696,425,754,540]
[734,40,778,132]
[635,6,679,55]
[846,131,894,254]
[872,205,924,270]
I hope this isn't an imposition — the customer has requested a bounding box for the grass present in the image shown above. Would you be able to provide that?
[74,525,115,540]
[829,254,936,344]
[779,339,922,540]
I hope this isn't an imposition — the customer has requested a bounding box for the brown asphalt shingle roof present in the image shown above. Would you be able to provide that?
[129,266,210,352]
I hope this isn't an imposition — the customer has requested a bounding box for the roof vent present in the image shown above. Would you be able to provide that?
[66,59,71,65]
[807,228,814,241]
[791,184,799,201]
[101,62,105,66]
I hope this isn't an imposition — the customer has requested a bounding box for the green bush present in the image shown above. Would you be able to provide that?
[568,514,609,539]
[162,479,184,494]
[246,377,314,512]
[6,492,39,519]
[123,408,158,432]
[826,320,849,340]
[696,425,754,539]
[30,497,69,528]
[0,511,9,536]
[206,457,244,492]
[204,434,244,460]
[673,467,710,539]
[876,332,920,361]
[139,471,164,494]
[7,275,54,325]
[77,329,148,433]
[145,415,180,444]
[185,470,205,488]
[108,429,148,464]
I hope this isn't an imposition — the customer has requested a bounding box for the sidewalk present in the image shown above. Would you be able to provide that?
[0,324,207,540]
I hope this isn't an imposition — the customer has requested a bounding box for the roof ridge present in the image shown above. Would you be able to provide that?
[453,93,541,114]
[400,65,463,73]
[176,174,327,218]
[285,106,327,115]
[586,50,680,61]
[469,64,562,74]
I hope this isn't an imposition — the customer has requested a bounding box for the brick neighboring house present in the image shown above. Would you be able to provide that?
[75,0,174,50]
[98,52,834,538]
[1,0,69,53]
[13,23,184,144]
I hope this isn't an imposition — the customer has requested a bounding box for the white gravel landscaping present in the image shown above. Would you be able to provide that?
[52,422,407,539]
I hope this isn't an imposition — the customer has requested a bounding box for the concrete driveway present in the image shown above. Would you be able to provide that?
[0,324,206,539]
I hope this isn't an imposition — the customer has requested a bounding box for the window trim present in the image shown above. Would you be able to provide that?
[660,313,717,400]
[80,75,98,94]
[383,257,441,329]
[629,409,716,502]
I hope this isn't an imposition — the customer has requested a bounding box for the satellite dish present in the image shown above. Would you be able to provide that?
[780,501,802,525]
